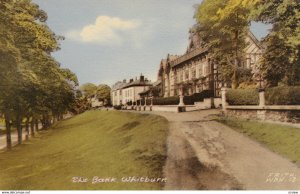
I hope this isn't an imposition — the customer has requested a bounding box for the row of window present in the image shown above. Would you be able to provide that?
[113,90,133,98]
[171,65,209,83]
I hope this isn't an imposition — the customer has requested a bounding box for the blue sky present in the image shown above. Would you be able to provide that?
[32,0,269,86]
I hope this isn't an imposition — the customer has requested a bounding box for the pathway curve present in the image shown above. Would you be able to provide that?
[145,110,300,190]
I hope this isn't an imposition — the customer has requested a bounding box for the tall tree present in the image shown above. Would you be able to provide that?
[96,84,111,105]
[80,83,98,98]
[0,0,78,148]
[252,0,300,86]
[195,0,258,88]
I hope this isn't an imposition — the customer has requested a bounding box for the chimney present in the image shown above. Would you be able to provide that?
[130,79,134,83]
[140,74,144,82]
[123,79,126,83]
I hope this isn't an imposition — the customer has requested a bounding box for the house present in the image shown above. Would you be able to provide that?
[111,75,152,106]
[157,26,262,98]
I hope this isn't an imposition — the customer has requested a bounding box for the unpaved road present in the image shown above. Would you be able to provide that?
[147,110,300,190]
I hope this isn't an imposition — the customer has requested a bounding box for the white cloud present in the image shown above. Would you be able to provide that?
[67,16,141,46]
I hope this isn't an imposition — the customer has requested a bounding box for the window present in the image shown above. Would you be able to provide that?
[192,69,196,79]
[185,70,189,80]
[199,64,203,76]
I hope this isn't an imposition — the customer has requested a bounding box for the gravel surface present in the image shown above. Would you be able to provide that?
[145,110,300,190]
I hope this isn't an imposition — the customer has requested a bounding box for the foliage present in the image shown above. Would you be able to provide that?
[259,34,300,86]
[152,96,180,105]
[0,0,78,148]
[265,86,300,105]
[0,111,168,189]
[80,83,111,106]
[183,90,214,105]
[252,0,300,86]
[195,0,257,88]
[226,89,259,105]
[96,84,111,103]
[113,105,122,110]
[79,83,98,98]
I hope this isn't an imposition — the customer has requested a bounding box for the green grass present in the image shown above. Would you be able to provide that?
[217,117,300,166]
[0,118,4,135]
[0,110,168,190]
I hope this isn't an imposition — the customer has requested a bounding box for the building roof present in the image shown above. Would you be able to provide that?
[122,79,152,89]
[112,75,153,91]
[111,81,127,91]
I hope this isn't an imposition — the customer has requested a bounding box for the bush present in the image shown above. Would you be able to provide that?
[113,105,122,110]
[191,90,214,102]
[126,101,133,106]
[137,99,151,105]
[226,89,259,105]
[152,96,179,105]
[265,86,300,105]
[135,90,214,106]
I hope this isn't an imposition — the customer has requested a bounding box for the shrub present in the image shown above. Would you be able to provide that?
[226,89,259,105]
[137,99,151,105]
[152,96,179,105]
[113,105,122,110]
[265,86,300,105]
[191,90,214,102]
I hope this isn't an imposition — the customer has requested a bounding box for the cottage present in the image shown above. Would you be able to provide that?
[111,75,152,106]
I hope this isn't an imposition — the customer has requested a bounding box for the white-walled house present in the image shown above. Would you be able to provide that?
[111,75,152,106]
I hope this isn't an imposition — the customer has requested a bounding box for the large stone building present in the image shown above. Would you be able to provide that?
[111,75,152,106]
[157,27,262,98]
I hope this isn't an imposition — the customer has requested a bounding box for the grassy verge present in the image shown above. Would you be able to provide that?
[216,116,300,166]
[0,110,168,190]
[0,118,4,135]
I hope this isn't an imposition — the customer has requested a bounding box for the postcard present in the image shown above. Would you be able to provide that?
[0,0,299,193]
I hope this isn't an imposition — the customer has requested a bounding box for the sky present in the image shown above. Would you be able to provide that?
[32,0,270,87]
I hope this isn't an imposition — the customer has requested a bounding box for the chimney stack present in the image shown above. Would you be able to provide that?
[123,79,126,83]
[140,74,144,82]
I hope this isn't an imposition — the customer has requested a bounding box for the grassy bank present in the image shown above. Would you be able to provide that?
[217,117,300,166]
[0,118,4,135]
[0,111,168,190]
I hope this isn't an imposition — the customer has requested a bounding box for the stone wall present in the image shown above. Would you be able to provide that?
[227,109,300,123]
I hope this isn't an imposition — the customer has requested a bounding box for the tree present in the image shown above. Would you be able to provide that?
[252,0,300,86]
[96,84,111,104]
[0,0,78,148]
[195,0,258,88]
[80,83,98,98]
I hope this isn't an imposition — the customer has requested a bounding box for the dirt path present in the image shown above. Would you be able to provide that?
[147,110,300,190]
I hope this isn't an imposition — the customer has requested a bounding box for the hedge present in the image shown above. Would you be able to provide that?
[226,89,259,105]
[152,96,179,105]
[113,105,122,110]
[265,86,300,105]
[173,90,214,105]
[133,90,214,106]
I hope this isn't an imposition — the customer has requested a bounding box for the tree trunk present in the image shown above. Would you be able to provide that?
[35,119,39,131]
[4,114,12,149]
[25,117,30,141]
[16,115,22,144]
[30,119,35,137]
[232,27,239,89]
[232,64,238,89]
